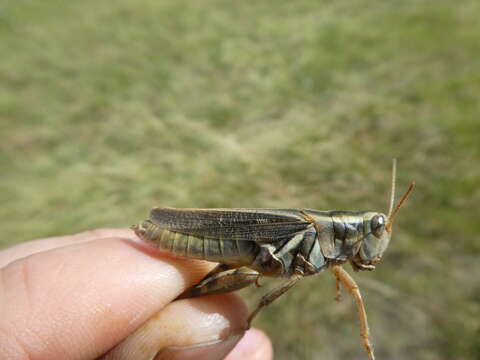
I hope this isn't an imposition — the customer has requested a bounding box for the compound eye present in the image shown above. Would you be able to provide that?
[371,215,385,238]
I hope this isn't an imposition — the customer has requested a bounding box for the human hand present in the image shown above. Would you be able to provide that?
[0,229,273,359]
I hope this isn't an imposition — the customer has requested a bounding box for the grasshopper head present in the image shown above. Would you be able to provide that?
[356,211,391,268]
[353,160,415,271]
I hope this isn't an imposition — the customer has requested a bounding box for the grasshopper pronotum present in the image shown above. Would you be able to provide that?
[132,160,414,360]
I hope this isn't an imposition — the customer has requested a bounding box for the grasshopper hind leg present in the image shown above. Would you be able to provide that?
[198,263,233,282]
[176,266,260,299]
[246,274,301,327]
[178,268,302,329]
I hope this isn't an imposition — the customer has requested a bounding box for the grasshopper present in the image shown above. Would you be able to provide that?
[132,160,414,360]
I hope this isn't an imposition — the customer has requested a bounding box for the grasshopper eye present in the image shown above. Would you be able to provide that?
[371,215,385,238]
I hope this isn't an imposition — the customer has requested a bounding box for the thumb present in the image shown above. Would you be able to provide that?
[102,294,248,360]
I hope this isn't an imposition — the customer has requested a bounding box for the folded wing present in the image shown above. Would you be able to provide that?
[149,208,312,243]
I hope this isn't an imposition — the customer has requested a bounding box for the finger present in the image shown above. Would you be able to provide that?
[0,228,134,268]
[225,328,273,360]
[0,236,215,360]
[102,294,249,360]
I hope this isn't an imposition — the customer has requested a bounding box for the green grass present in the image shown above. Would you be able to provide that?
[1,0,479,358]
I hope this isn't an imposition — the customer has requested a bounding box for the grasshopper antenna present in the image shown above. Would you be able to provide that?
[386,160,415,232]
[387,158,397,219]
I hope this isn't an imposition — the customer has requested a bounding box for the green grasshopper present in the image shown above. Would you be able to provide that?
[132,160,414,360]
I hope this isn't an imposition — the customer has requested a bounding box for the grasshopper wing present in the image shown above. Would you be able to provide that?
[149,208,311,243]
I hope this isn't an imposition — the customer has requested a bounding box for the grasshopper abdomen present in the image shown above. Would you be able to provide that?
[135,220,258,265]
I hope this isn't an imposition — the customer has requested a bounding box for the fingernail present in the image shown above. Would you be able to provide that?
[156,332,243,360]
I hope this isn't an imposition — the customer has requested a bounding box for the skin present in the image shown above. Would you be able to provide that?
[0,229,273,360]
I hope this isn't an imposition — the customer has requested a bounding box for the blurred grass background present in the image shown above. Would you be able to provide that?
[1,0,479,359]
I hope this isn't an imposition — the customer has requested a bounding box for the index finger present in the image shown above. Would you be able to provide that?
[0,228,135,268]
[0,235,216,359]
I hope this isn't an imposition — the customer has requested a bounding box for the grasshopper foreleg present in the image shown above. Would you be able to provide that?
[331,265,375,360]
